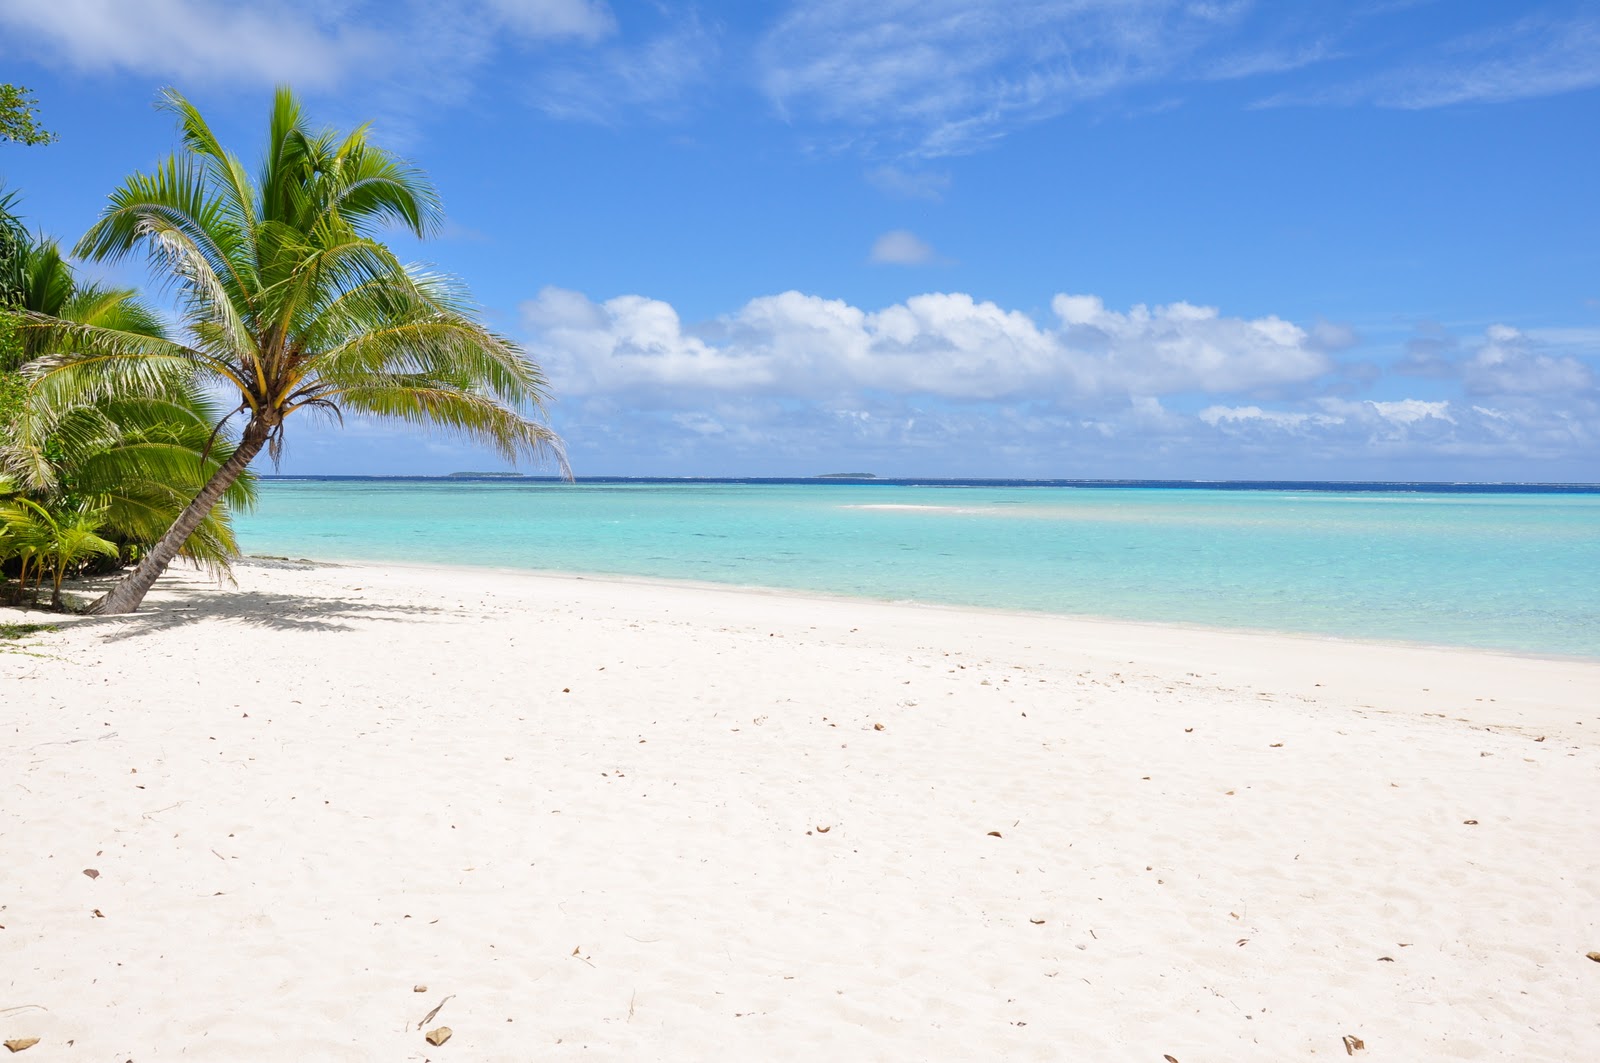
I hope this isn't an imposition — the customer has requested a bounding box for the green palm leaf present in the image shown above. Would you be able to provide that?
[64,86,566,613]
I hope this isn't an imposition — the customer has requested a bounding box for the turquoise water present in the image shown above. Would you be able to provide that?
[236,480,1600,659]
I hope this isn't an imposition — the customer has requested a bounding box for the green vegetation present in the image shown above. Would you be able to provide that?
[2,210,254,608]
[2,89,255,611]
[0,85,56,147]
[1,621,59,640]
[1,496,118,608]
[4,86,565,615]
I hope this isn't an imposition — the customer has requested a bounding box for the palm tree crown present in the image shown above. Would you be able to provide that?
[36,87,566,614]
[2,236,256,574]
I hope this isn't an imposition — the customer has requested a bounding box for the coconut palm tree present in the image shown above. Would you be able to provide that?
[3,237,255,576]
[32,87,565,614]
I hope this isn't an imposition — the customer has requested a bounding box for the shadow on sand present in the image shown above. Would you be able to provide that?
[65,565,449,641]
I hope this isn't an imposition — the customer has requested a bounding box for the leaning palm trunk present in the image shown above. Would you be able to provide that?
[54,88,565,615]
[88,420,267,614]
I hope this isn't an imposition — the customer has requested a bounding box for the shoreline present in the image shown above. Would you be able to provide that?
[238,552,1600,667]
[5,560,1598,1059]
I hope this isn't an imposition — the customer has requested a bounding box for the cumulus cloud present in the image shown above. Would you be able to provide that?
[1464,324,1595,396]
[523,286,1335,404]
[1395,321,1595,395]
[517,288,1599,477]
[1362,398,1455,426]
[869,230,939,265]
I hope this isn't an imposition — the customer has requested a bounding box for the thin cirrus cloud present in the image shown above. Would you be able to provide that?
[757,0,1249,158]
[522,286,1334,403]
[482,0,615,41]
[1255,13,1600,109]
[529,11,718,122]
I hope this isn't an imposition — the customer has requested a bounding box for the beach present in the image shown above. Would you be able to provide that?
[4,559,1598,1061]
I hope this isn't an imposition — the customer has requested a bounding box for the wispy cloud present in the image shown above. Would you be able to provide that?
[0,0,387,88]
[1257,12,1600,109]
[757,0,1252,158]
[1202,40,1339,81]
[530,11,719,122]
[0,0,710,123]
[482,0,615,42]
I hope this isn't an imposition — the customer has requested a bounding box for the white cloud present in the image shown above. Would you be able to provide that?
[1394,321,1596,395]
[530,11,717,121]
[482,0,613,42]
[524,286,1334,404]
[869,230,938,265]
[1200,405,1344,430]
[1257,13,1600,110]
[0,0,623,96]
[1465,324,1595,396]
[1364,398,1454,425]
[0,0,380,88]
[1051,294,1329,394]
[1384,15,1600,109]
[1203,41,1337,81]
[758,0,1250,157]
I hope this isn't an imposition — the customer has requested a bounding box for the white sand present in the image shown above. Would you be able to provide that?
[4,560,1598,1061]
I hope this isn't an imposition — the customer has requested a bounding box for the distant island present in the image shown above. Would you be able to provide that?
[816,472,877,479]
[449,471,525,478]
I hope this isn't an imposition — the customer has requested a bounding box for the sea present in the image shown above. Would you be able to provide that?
[237,478,1600,660]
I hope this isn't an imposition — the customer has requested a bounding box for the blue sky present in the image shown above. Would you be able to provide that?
[2,0,1598,480]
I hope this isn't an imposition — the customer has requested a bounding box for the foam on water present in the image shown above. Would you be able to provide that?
[237,480,1600,659]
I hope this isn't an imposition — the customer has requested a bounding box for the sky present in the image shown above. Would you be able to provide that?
[2,0,1598,481]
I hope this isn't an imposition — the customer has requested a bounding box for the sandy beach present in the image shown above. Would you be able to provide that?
[4,559,1598,1061]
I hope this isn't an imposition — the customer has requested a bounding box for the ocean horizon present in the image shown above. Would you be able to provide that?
[262,474,1600,492]
[237,477,1600,660]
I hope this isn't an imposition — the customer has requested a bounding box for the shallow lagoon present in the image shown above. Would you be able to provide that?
[238,480,1600,659]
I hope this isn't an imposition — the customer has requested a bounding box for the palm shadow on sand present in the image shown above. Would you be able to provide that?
[74,565,449,640]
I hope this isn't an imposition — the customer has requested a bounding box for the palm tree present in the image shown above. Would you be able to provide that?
[3,237,255,576]
[34,87,565,615]
[1,184,28,304]
[1,497,119,608]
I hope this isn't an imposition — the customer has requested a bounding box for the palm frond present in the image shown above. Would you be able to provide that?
[326,378,569,473]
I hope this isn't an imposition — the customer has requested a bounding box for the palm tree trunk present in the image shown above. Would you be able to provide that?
[87,420,269,615]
